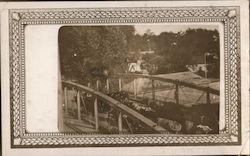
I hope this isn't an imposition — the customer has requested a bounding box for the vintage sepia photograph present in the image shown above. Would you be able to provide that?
[2,1,249,154]
[59,25,220,134]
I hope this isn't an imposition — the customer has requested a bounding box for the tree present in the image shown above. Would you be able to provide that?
[59,26,134,83]
[177,29,220,77]
[179,28,219,64]
[153,29,220,76]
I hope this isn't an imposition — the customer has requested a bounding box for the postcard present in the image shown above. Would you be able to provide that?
[1,1,249,155]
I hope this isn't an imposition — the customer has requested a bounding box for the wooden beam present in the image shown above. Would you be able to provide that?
[106,78,110,93]
[124,118,133,133]
[118,112,123,133]
[206,92,210,104]
[87,82,91,97]
[133,78,137,98]
[151,79,155,103]
[77,90,81,120]
[118,78,122,92]
[80,95,87,114]
[94,98,99,130]
[175,83,179,105]
[96,80,99,91]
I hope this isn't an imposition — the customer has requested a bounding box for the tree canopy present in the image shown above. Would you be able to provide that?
[59,26,135,83]
[59,26,220,83]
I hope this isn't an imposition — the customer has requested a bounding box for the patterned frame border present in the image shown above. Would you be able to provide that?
[9,6,241,147]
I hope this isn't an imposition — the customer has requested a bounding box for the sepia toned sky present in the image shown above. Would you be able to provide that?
[134,25,219,35]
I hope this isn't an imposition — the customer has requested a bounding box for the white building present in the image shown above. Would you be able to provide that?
[128,60,142,73]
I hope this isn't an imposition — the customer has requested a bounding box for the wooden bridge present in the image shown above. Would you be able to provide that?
[61,73,219,134]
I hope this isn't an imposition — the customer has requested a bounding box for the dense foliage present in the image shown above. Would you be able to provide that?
[59,26,135,83]
[59,26,220,83]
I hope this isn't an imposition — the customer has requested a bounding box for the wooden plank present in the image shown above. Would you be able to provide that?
[175,83,179,105]
[65,118,94,129]
[94,98,99,130]
[106,78,110,93]
[64,122,84,133]
[96,80,99,91]
[87,82,91,97]
[124,118,133,133]
[207,92,210,104]
[77,90,81,120]
[133,78,137,98]
[151,79,155,103]
[118,112,123,133]
[80,96,88,114]
[118,78,122,92]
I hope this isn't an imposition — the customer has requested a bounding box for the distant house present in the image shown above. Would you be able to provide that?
[128,60,149,74]
[128,60,142,73]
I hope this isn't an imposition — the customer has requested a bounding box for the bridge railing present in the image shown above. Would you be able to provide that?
[62,81,167,134]
[106,73,219,106]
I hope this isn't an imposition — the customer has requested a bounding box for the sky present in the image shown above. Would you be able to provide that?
[134,25,219,35]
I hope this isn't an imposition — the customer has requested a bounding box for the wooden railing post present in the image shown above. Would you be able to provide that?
[77,90,81,120]
[152,79,155,103]
[133,78,137,98]
[64,87,68,113]
[118,112,123,133]
[88,82,91,88]
[87,82,91,97]
[118,78,122,92]
[96,80,99,91]
[94,98,99,130]
[106,78,110,93]
[175,83,179,105]
[206,92,210,104]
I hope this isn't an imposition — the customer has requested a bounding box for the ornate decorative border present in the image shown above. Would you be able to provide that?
[9,6,241,147]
